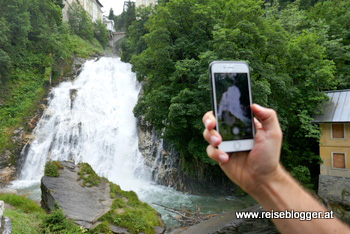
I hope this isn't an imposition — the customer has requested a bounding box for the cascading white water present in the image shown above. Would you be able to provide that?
[12,57,148,190]
[10,57,256,227]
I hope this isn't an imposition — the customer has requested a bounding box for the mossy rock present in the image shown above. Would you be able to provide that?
[44,161,63,177]
[97,183,163,234]
[77,163,102,187]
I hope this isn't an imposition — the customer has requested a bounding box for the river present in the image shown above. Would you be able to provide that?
[10,57,256,228]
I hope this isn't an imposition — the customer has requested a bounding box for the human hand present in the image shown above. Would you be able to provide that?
[202,104,283,194]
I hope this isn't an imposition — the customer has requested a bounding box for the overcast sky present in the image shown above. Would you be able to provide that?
[100,0,134,16]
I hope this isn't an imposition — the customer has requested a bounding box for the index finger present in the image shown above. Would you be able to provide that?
[202,111,216,130]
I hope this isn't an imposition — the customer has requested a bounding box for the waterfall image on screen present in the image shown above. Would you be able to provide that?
[215,73,253,141]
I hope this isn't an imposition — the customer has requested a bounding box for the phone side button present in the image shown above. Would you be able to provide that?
[234,142,241,150]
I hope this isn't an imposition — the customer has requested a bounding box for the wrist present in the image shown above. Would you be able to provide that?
[249,163,287,201]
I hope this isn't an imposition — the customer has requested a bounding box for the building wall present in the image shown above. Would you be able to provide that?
[319,123,350,177]
[135,0,157,7]
[62,0,102,22]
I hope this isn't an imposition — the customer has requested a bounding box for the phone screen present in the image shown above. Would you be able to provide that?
[214,73,253,141]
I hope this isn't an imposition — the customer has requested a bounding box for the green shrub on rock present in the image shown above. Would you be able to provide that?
[77,163,102,187]
[44,161,61,177]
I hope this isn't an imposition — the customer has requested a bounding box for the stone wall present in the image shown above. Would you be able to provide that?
[318,174,350,222]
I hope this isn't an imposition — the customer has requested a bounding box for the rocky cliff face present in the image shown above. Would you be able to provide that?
[41,161,165,233]
[137,116,240,195]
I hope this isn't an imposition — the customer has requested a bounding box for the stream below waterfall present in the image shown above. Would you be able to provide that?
[9,57,256,229]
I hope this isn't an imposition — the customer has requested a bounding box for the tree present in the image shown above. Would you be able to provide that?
[94,20,109,49]
[125,0,348,188]
[68,2,94,41]
[108,8,115,20]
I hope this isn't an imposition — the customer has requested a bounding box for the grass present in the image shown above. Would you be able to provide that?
[96,183,162,234]
[4,209,42,234]
[0,194,43,234]
[0,194,85,234]
[0,193,44,214]
[77,163,103,187]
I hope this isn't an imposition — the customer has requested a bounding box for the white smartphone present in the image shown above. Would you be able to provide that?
[209,61,255,153]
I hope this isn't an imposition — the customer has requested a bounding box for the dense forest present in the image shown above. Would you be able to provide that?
[120,0,350,188]
[0,0,108,162]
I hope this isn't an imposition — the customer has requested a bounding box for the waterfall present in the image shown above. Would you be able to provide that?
[12,57,149,190]
[10,57,256,227]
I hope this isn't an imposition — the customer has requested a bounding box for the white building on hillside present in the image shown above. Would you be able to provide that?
[103,15,115,33]
[62,0,103,22]
[135,0,157,7]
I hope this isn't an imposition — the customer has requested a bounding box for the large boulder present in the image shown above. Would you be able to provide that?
[41,161,165,233]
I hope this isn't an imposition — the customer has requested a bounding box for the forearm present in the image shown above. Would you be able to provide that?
[251,164,350,234]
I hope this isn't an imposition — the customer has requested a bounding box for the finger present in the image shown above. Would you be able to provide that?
[251,104,281,132]
[203,128,222,146]
[202,111,216,130]
[254,118,262,130]
[206,145,229,164]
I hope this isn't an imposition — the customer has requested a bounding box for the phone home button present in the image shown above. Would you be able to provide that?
[234,142,241,150]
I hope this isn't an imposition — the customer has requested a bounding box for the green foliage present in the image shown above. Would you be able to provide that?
[101,183,162,234]
[90,221,113,234]
[4,209,42,234]
[94,20,109,49]
[290,165,314,189]
[0,194,43,233]
[0,193,84,233]
[120,6,154,62]
[78,163,102,187]
[109,1,136,32]
[44,161,62,177]
[122,0,350,186]
[68,2,94,41]
[42,208,83,234]
[0,0,104,156]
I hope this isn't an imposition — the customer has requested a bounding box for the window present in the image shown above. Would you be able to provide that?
[332,153,346,169]
[331,123,345,139]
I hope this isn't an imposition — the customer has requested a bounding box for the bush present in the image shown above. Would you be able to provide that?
[42,208,83,233]
[78,163,102,187]
[44,161,60,177]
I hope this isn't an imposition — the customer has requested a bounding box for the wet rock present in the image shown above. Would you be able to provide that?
[0,201,12,234]
[0,151,11,168]
[0,167,16,187]
[69,89,78,109]
[39,104,47,111]
[1,217,12,234]
[0,201,4,222]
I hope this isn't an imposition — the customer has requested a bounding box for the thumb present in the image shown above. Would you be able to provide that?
[251,104,281,133]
